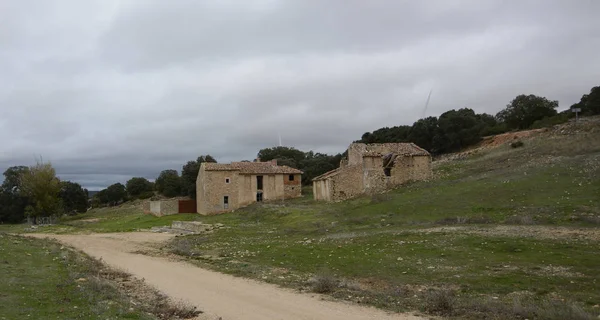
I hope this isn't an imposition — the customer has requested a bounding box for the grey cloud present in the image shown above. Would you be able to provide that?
[1,0,599,189]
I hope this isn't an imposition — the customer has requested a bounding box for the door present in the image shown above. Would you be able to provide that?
[223,196,229,209]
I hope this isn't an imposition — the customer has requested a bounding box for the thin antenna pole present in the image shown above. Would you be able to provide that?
[422,89,433,118]
[278,132,282,147]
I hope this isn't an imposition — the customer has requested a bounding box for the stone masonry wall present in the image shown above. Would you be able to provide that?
[199,170,240,215]
[329,164,364,201]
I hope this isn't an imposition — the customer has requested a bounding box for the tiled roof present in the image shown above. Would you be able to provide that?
[312,167,342,181]
[203,162,302,174]
[361,143,430,156]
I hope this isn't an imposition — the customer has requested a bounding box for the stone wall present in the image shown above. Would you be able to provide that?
[198,169,302,214]
[148,199,179,216]
[313,154,432,202]
[283,174,301,199]
[328,164,364,201]
[197,169,240,215]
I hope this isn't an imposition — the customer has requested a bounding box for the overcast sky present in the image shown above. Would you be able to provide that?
[1,0,599,190]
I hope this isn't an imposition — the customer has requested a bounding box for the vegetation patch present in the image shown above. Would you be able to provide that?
[0,233,200,319]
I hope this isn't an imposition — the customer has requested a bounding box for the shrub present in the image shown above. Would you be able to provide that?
[311,271,338,293]
[423,288,456,316]
[510,140,525,148]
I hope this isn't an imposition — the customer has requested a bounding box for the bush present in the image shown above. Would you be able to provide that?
[510,140,524,148]
[311,272,338,293]
[423,289,456,316]
[531,113,571,129]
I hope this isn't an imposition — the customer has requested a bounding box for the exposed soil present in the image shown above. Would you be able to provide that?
[29,232,423,320]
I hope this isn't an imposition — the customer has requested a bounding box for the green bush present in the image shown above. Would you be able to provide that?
[531,113,571,129]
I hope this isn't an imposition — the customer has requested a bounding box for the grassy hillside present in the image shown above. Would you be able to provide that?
[5,118,599,319]
[164,119,599,319]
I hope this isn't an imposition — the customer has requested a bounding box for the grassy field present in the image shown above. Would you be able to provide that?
[0,233,199,320]
[164,122,600,319]
[3,119,599,319]
[0,233,150,319]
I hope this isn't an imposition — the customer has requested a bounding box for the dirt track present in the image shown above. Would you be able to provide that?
[30,232,422,320]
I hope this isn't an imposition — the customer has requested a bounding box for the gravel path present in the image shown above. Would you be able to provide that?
[30,232,423,320]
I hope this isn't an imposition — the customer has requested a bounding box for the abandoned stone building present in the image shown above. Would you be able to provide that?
[312,143,432,201]
[196,160,303,214]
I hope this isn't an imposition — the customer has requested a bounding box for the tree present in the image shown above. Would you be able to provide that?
[432,108,486,154]
[105,183,127,205]
[257,147,305,168]
[155,170,181,197]
[59,181,88,214]
[407,116,438,153]
[19,161,61,223]
[181,155,217,198]
[299,152,342,185]
[360,125,411,144]
[126,177,154,198]
[572,86,600,116]
[0,166,30,223]
[496,94,558,130]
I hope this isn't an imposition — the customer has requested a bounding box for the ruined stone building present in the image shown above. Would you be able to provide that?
[196,160,303,214]
[312,143,432,201]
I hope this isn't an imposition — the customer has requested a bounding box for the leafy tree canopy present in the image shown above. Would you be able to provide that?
[156,170,181,198]
[181,155,217,198]
[19,161,62,221]
[496,94,558,130]
[125,177,154,198]
[59,181,88,214]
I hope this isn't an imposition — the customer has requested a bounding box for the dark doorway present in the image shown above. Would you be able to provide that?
[257,175,263,190]
[223,196,229,209]
[256,192,263,202]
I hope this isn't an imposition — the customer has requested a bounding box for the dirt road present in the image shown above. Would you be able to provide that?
[30,232,422,320]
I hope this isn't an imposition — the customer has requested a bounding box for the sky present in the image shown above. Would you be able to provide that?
[1,0,599,190]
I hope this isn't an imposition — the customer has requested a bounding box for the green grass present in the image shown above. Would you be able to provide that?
[4,120,599,318]
[163,126,600,319]
[0,233,153,319]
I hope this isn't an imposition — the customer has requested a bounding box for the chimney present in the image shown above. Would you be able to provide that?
[271,159,278,165]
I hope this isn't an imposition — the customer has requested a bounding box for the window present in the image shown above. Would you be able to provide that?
[223,196,229,209]
[384,168,391,177]
[225,178,230,184]
[257,175,263,190]
[289,174,294,181]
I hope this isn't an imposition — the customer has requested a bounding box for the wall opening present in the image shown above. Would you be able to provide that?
[384,168,391,176]
[223,196,229,209]
[225,178,230,184]
[288,174,294,181]
[257,175,263,190]
[256,192,263,202]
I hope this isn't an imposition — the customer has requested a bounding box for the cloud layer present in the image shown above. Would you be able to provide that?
[1,0,599,189]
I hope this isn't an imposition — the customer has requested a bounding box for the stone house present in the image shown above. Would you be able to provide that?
[196,160,303,215]
[312,143,432,201]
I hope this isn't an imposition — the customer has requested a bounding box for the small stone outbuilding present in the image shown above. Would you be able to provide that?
[312,143,432,201]
[196,160,303,215]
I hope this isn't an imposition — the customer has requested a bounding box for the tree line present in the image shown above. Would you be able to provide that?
[357,86,599,155]
[3,86,596,222]
[0,162,88,224]
[90,155,218,207]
